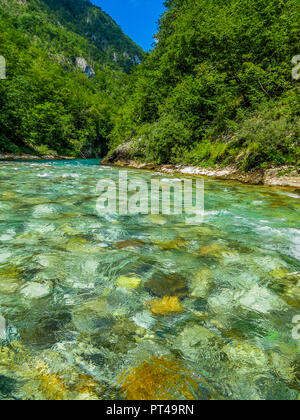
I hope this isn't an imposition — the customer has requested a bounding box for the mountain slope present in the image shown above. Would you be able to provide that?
[42,0,143,71]
[1,0,143,72]
[0,0,143,157]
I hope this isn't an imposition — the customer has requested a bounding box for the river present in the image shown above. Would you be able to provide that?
[0,159,299,400]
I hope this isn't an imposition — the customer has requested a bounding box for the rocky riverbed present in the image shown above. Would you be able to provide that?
[0,159,299,400]
[101,142,300,189]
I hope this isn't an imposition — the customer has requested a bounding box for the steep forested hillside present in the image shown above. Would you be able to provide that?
[1,0,299,168]
[110,0,299,170]
[0,0,142,157]
[2,0,143,71]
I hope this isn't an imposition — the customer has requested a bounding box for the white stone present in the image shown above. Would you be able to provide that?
[238,285,286,314]
[0,316,6,340]
[33,204,57,217]
[21,283,50,299]
[0,251,12,263]
[223,341,269,369]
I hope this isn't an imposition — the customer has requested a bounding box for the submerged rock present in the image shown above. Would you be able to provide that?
[0,278,19,294]
[20,310,72,349]
[0,264,21,279]
[190,268,215,298]
[72,374,103,400]
[132,311,156,330]
[145,273,188,298]
[147,215,167,225]
[0,251,12,263]
[193,226,215,236]
[1,192,17,200]
[72,298,113,334]
[57,224,81,236]
[118,357,199,400]
[35,361,104,400]
[154,238,187,251]
[283,283,300,308]
[270,350,297,383]
[116,240,145,249]
[0,229,16,242]
[267,270,300,308]
[117,275,141,289]
[65,237,101,254]
[178,324,219,348]
[65,237,88,253]
[0,341,108,400]
[174,323,224,369]
[36,254,60,268]
[36,364,67,400]
[198,244,222,256]
[209,285,286,315]
[81,259,99,276]
[147,296,184,316]
[208,289,237,314]
[223,341,269,370]
[270,268,290,280]
[32,204,58,217]
[0,374,18,399]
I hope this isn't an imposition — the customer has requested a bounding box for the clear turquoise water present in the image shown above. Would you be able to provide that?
[0,159,299,400]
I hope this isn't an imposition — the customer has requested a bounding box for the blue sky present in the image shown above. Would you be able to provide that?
[91,0,166,51]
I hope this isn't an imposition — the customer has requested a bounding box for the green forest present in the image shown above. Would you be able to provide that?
[0,0,299,170]
[0,0,142,157]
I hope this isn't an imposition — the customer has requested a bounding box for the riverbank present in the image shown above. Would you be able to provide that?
[0,153,77,161]
[101,143,300,189]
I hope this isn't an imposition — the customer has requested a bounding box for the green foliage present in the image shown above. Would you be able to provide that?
[138,115,193,164]
[182,91,300,169]
[111,0,299,169]
[230,91,300,170]
[0,0,142,156]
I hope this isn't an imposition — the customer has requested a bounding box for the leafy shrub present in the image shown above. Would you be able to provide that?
[137,115,193,164]
[110,0,299,171]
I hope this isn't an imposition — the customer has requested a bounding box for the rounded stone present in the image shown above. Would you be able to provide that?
[145,272,188,298]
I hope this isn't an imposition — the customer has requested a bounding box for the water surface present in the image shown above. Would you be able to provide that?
[0,159,299,400]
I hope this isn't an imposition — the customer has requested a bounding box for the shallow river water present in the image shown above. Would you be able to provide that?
[0,159,299,400]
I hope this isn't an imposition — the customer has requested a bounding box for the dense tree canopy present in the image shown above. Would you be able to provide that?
[0,0,141,157]
[111,0,299,169]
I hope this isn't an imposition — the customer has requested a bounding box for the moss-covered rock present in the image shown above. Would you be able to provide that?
[223,341,269,370]
[145,273,188,298]
[154,238,187,250]
[118,357,200,400]
[0,264,22,294]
